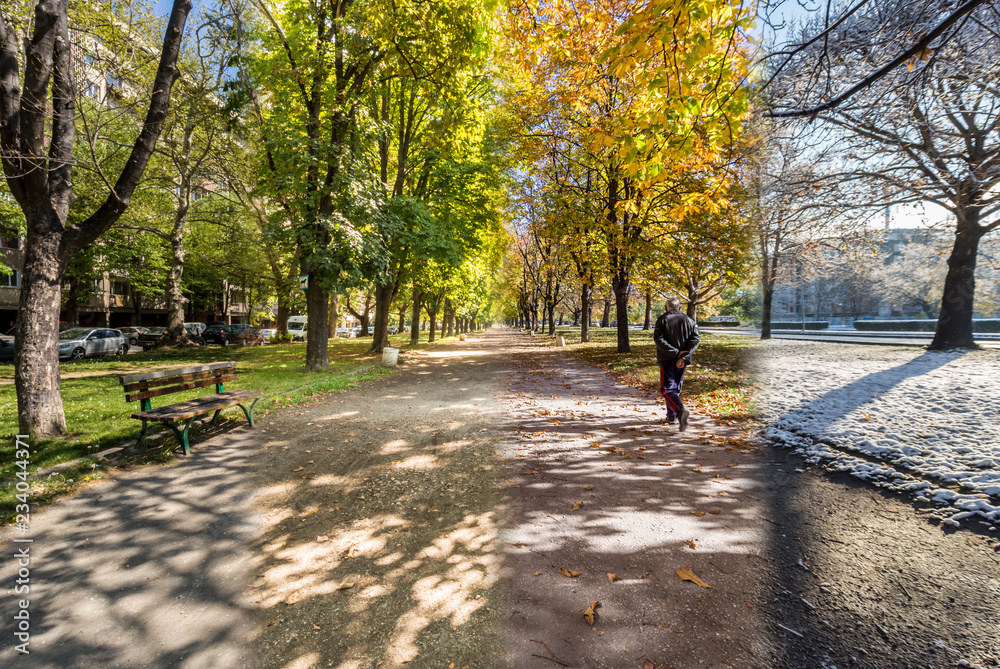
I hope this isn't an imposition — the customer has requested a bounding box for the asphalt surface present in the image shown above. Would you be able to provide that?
[713,328,1000,348]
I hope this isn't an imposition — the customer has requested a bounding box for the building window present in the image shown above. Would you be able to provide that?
[0,270,19,288]
[111,280,129,296]
[0,235,19,249]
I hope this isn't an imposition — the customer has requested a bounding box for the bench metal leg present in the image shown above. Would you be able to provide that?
[165,417,197,455]
[211,409,223,425]
[134,420,149,452]
[237,397,261,428]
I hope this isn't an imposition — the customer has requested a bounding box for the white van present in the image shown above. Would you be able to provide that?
[287,315,307,341]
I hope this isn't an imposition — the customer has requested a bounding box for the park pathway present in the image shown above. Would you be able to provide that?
[498,333,777,669]
[2,328,998,668]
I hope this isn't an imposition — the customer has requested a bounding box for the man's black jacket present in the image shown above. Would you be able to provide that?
[653,310,700,366]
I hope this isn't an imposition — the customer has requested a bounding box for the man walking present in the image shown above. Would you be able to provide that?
[653,297,699,431]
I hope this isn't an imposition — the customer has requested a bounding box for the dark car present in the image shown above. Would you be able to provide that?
[0,336,13,362]
[136,327,167,351]
[204,325,236,346]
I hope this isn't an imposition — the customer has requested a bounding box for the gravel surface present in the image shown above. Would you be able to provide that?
[753,340,1000,527]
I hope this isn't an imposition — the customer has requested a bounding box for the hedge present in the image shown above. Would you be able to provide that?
[697,321,742,328]
[854,319,1000,333]
[755,321,829,330]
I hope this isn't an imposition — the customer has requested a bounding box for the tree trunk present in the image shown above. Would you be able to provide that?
[428,311,438,342]
[600,294,610,328]
[275,300,290,335]
[685,287,698,321]
[410,287,422,345]
[304,281,329,370]
[580,283,591,343]
[612,276,631,353]
[547,304,555,335]
[398,307,406,334]
[444,298,454,337]
[760,281,774,340]
[930,215,982,350]
[15,225,67,435]
[159,227,187,347]
[65,275,81,327]
[369,281,396,353]
[642,290,652,329]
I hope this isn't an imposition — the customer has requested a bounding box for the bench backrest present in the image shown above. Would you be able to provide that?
[120,362,238,412]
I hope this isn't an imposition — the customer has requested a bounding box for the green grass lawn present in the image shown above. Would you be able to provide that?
[0,328,471,520]
[545,326,760,422]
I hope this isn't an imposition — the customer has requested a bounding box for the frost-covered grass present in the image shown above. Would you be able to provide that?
[752,339,1000,526]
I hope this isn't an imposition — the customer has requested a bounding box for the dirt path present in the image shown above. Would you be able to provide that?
[498,334,776,669]
[2,328,997,668]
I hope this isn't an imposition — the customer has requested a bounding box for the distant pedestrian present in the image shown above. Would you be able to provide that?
[653,297,699,431]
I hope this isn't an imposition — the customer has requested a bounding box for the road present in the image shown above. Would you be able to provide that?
[710,328,1000,348]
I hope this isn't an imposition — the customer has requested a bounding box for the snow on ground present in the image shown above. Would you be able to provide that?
[752,340,1000,527]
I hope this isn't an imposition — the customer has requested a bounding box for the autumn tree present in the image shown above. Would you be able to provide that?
[505,0,754,351]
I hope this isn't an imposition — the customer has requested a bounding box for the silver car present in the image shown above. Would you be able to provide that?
[58,328,129,360]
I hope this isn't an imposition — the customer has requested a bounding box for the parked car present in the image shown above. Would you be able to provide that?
[259,328,273,343]
[288,316,307,341]
[335,327,355,338]
[58,328,129,360]
[117,326,147,347]
[203,325,234,346]
[184,324,206,344]
[233,328,264,346]
[0,336,13,362]
[136,327,167,351]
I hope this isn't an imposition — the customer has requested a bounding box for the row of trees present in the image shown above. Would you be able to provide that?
[501,0,1000,351]
[498,0,757,352]
[0,0,509,436]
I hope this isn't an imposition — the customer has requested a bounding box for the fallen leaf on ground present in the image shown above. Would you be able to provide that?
[336,581,356,590]
[313,624,321,630]
[292,467,305,472]
[691,468,703,473]
[583,601,601,626]
[683,538,697,549]
[675,567,711,588]
[572,502,583,511]
[691,511,705,517]
[316,535,329,543]
[710,509,721,514]
[559,568,581,578]
[607,573,619,583]
[534,571,542,576]
[285,592,301,605]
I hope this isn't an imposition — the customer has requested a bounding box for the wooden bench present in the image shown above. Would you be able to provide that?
[119,361,262,455]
